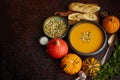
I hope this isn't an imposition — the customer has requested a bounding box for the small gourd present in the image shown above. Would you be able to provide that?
[82,57,100,77]
[102,15,120,34]
[61,53,82,75]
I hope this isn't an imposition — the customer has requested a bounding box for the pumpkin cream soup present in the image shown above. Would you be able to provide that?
[69,22,104,54]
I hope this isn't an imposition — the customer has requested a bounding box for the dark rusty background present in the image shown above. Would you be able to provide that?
[1,0,120,80]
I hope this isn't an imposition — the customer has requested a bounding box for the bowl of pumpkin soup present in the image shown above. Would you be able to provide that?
[68,21,107,56]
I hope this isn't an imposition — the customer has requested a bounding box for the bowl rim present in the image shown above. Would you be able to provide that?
[43,16,69,38]
[68,20,108,56]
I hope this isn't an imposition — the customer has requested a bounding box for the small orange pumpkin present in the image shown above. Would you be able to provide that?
[102,15,120,34]
[61,53,82,75]
[47,38,68,59]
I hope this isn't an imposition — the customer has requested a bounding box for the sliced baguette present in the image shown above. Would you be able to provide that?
[69,2,100,13]
[68,13,98,21]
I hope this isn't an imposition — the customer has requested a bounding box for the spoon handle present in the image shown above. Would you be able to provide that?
[101,46,110,65]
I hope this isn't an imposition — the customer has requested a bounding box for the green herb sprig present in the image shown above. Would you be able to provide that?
[94,44,120,80]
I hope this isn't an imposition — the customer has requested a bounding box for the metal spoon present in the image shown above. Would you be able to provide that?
[101,34,116,65]
[75,71,87,80]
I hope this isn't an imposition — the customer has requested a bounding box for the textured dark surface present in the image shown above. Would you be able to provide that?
[1,0,120,80]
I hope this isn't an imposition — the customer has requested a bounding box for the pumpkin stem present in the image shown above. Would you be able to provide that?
[56,40,60,45]
[89,65,93,69]
[110,18,114,22]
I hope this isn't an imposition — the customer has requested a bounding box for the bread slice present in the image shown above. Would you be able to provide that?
[68,13,84,21]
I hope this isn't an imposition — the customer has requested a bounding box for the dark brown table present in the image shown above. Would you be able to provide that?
[1,0,120,80]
